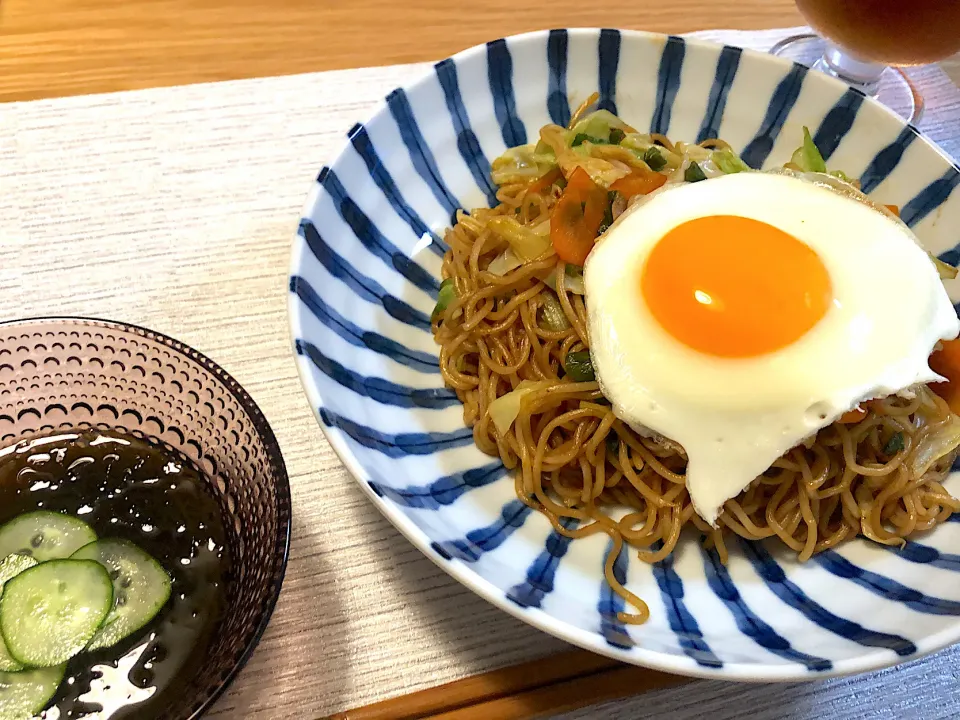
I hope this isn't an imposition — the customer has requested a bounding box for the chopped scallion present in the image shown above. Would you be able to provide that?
[606,432,620,456]
[884,432,905,455]
[599,190,618,232]
[432,278,457,321]
[684,162,707,183]
[643,146,667,171]
[563,351,596,382]
[572,133,607,147]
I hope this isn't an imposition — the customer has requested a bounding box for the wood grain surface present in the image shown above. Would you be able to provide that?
[0,0,805,102]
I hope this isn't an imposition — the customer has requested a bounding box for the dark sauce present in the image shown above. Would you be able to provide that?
[0,430,230,719]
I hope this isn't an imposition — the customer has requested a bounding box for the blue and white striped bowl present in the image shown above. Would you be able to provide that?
[289,29,960,681]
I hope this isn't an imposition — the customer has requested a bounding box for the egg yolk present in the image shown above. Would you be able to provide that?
[641,215,833,358]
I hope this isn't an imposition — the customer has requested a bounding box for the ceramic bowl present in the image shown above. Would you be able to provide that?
[289,28,960,680]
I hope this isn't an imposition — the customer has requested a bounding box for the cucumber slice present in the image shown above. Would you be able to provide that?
[0,664,65,719]
[0,512,97,563]
[0,556,38,673]
[0,560,113,667]
[0,556,36,588]
[72,539,172,651]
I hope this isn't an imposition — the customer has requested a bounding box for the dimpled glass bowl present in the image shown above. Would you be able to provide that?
[289,28,960,680]
[0,317,291,718]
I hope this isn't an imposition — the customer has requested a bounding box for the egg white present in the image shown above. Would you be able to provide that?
[584,172,960,525]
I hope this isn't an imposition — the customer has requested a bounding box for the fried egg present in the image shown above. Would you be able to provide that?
[583,171,960,525]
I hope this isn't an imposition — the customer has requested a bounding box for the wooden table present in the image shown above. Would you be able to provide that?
[0,1,804,102]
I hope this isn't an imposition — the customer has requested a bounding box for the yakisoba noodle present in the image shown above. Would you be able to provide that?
[432,95,960,624]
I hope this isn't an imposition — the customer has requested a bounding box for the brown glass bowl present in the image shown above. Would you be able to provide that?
[0,317,291,719]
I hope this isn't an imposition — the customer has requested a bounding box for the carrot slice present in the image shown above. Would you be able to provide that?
[550,167,606,265]
[929,338,960,414]
[524,167,563,197]
[838,406,867,423]
[565,166,600,193]
[885,204,900,217]
[610,169,667,199]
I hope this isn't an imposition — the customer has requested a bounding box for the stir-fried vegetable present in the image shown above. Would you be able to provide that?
[838,406,867,423]
[570,109,631,143]
[712,148,750,174]
[550,167,607,264]
[610,168,667,199]
[491,144,557,186]
[883,431,905,455]
[543,264,586,295]
[605,431,620,456]
[643,147,667,171]
[489,380,552,435]
[432,278,456,320]
[524,167,563,197]
[619,133,664,158]
[598,190,618,233]
[539,292,571,331]
[570,110,633,147]
[684,162,707,183]
[790,127,828,173]
[930,339,960,414]
[488,216,553,261]
[572,133,606,147]
[931,255,959,281]
[486,248,523,276]
[537,125,631,189]
[674,142,711,162]
[909,411,960,478]
[830,169,856,184]
[563,350,596,382]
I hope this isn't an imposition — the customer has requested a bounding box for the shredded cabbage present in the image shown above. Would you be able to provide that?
[491,144,557,185]
[931,254,959,281]
[537,124,631,189]
[487,216,553,261]
[619,133,656,153]
[570,110,631,142]
[909,413,960,478]
[539,292,571,330]
[662,145,724,183]
[566,158,631,188]
[829,169,856,184]
[543,265,585,295]
[486,248,523,276]
[790,126,828,173]
[712,148,751,174]
[673,142,712,162]
[489,380,552,435]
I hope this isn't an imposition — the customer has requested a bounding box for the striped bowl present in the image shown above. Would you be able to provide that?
[288,28,960,680]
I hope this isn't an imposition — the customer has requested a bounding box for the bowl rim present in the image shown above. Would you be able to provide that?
[0,315,293,716]
[288,27,960,682]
